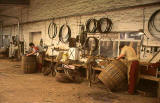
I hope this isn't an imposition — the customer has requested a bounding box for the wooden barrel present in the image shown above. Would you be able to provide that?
[21,55,37,74]
[0,47,7,54]
[98,60,127,90]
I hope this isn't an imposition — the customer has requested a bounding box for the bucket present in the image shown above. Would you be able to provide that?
[98,60,127,90]
[21,55,37,74]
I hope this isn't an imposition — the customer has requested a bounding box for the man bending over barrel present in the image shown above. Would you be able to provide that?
[26,42,42,72]
[117,43,139,94]
[26,43,38,56]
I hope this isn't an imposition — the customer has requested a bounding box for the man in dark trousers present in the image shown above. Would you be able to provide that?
[117,43,139,94]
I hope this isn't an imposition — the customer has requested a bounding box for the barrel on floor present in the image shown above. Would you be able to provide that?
[21,55,37,74]
[98,60,127,90]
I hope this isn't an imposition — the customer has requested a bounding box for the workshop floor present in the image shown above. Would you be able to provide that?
[0,59,157,103]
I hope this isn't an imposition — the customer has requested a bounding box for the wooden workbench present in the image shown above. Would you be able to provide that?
[140,74,160,102]
[44,57,160,101]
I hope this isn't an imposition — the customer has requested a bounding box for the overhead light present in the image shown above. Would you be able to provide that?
[138,32,144,35]
[138,29,149,39]
[137,29,144,36]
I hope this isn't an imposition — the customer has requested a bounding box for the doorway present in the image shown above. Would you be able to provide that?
[29,31,42,46]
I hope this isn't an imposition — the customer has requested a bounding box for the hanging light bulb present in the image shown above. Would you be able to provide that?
[138,29,144,36]
[138,32,144,36]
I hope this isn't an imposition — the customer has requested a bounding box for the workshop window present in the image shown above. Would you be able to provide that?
[100,41,118,58]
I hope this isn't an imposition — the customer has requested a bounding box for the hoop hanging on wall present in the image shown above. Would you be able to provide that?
[83,37,99,52]
[76,25,87,46]
[48,22,57,39]
[148,9,160,39]
[86,19,98,33]
[59,24,71,43]
[97,18,112,33]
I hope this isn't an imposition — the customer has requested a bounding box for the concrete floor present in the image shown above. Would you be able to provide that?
[0,59,157,103]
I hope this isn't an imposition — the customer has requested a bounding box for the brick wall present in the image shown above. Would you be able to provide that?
[0,0,159,24]
[0,0,160,62]
[5,5,159,46]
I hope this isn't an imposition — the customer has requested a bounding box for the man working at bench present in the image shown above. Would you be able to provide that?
[117,43,139,94]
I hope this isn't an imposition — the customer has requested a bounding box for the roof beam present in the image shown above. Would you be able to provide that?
[0,0,29,6]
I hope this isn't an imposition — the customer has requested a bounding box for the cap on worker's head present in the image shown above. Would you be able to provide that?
[29,42,35,47]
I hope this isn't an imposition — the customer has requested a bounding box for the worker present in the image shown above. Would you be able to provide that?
[37,39,46,72]
[27,42,42,72]
[26,43,38,56]
[117,43,139,94]
[9,41,18,59]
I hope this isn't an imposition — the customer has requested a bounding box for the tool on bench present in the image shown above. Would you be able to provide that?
[148,49,160,63]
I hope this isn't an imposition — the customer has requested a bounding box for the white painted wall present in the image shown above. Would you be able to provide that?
[0,0,160,62]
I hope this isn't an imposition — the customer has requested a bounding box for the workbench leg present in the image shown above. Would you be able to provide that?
[86,68,89,80]
[88,65,92,87]
[92,69,95,82]
[158,82,160,103]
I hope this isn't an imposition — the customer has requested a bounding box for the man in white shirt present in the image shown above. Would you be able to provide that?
[117,43,139,94]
